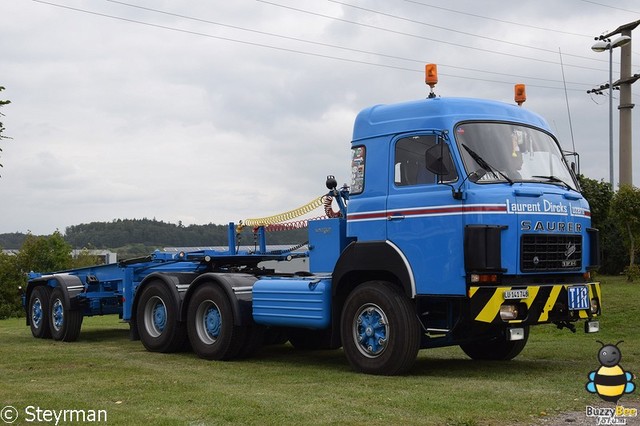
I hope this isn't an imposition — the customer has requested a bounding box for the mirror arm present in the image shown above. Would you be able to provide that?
[452,177,468,200]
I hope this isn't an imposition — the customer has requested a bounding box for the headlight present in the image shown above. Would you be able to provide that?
[500,304,519,321]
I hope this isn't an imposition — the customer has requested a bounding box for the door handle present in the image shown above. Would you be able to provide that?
[387,215,405,221]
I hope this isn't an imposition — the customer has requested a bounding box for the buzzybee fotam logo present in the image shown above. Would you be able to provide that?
[585,341,635,403]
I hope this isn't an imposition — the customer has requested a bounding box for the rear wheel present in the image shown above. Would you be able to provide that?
[29,286,52,339]
[341,281,420,375]
[136,282,187,353]
[460,326,529,360]
[49,287,83,342]
[187,284,246,360]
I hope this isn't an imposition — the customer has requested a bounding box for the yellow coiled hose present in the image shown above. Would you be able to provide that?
[242,196,325,227]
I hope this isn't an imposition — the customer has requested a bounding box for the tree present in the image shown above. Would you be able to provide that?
[16,231,73,274]
[578,175,625,274]
[0,232,79,318]
[0,85,11,173]
[0,252,23,319]
[578,175,612,230]
[609,184,640,280]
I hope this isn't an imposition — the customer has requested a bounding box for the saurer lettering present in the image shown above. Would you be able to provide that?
[520,221,582,232]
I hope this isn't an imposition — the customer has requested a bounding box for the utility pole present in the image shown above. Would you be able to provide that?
[599,20,640,187]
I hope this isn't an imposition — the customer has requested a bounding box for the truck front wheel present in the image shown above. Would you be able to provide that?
[29,285,52,339]
[460,326,529,360]
[136,282,187,353]
[187,284,246,360]
[341,281,420,375]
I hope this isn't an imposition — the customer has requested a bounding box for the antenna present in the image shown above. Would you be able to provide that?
[559,48,577,155]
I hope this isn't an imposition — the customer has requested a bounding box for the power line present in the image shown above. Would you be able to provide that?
[400,0,595,38]
[329,0,607,64]
[402,0,640,59]
[26,1,420,72]
[104,0,595,88]
[402,0,640,60]
[576,0,640,14]
[29,0,594,91]
[257,0,607,72]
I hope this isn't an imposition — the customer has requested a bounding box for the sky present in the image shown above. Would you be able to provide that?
[1,0,640,235]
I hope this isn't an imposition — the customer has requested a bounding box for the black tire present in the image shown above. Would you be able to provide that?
[187,284,247,360]
[49,287,83,342]
[460,326,529,360]
[29,285,52,339]
[136,281,187,353]
[340,281,420,375]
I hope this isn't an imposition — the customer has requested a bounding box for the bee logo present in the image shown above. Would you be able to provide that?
[586,341,635,403]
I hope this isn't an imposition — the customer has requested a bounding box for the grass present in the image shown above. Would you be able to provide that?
[1,276,638,425]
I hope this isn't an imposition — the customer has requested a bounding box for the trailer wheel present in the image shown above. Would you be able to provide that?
[341,281,420,375]
[29,285,52,339]
[49,287,83,342]
[187,284,246,360]
[137,282,187,353]
[460,326,529,360]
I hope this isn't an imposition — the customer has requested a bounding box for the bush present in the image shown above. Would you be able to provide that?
[0,232,73,319]
[0,252,24,319]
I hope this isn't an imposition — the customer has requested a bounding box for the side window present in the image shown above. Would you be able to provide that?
[350,146,365,194]
[394,135,437,186]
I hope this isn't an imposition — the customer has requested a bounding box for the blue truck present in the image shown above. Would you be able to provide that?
[24,66,601,375]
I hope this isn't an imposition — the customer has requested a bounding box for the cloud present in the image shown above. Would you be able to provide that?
[1,0,639,234]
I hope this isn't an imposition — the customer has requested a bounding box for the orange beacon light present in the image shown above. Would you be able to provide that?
[514,84,526,106]
[425,64,438,98]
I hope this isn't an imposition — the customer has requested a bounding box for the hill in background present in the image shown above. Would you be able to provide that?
[0,218,308,258]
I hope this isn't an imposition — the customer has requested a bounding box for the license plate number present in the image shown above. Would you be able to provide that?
[503,289,529,300]
[568,286,590,310]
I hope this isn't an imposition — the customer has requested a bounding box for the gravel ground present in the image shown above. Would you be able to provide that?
[532,402,639,425]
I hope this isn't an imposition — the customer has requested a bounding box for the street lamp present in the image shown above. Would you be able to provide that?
[591,35,631,188]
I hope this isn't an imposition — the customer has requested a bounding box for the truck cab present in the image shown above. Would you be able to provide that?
[327,91,600,373]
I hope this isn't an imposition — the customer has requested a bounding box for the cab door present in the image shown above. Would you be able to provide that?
[385,134,465,296]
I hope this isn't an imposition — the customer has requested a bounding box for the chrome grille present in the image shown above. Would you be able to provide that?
[520,234,582,272]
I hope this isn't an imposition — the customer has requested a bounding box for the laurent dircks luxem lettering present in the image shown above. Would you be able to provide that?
[506,199,568,214]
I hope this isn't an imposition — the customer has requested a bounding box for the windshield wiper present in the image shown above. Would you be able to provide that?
[461,144,513,185]
[531,175,572,190]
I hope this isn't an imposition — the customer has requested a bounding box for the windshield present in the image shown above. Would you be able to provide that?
[454,122,578,191]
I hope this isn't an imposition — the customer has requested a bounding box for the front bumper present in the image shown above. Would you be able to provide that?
[468,282,601,325]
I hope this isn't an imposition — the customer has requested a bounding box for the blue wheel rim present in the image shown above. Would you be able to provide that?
[52,298,64,332]
[143,296,167,338]
[195,300,221,345]
[31,298,43,328]
[353,303,389,358]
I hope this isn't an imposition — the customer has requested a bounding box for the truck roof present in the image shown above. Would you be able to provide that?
[352,97,551,142]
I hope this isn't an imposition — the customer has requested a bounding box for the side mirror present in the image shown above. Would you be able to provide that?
[468,169,487,183]
[425,143,451,176]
